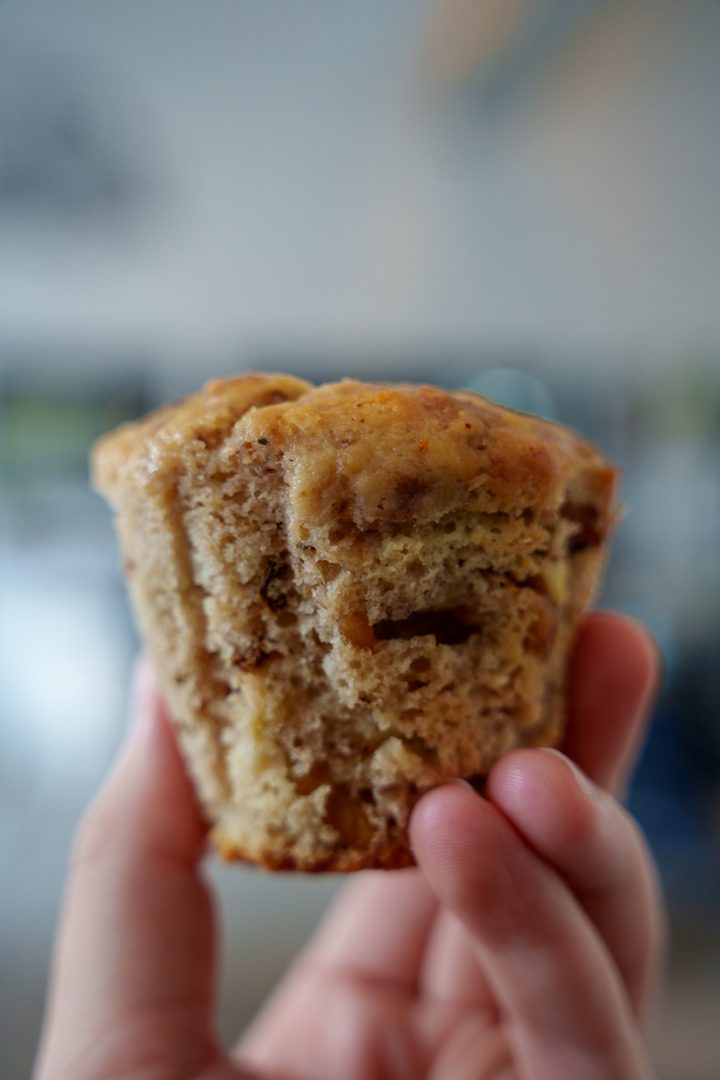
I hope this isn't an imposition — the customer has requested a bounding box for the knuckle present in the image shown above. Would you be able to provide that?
[445,822,527,940]
[614,803,652,873]
[596,799,661,904]
[71,793,118,870]
[543,752,605,855]
[566,792,602,853]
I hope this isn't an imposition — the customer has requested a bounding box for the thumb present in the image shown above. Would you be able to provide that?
[34,660,233,1080]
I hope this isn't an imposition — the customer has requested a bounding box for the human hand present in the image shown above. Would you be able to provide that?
[35,612,662,1080]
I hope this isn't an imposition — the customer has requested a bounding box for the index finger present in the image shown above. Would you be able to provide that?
[411,784,654,1079]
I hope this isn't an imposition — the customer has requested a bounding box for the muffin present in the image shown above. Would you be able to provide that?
[92,374,618,871]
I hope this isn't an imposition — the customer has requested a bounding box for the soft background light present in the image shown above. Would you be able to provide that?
[1,3,719,1078]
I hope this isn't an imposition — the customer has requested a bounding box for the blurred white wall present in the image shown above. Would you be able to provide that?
[0,0,719,375]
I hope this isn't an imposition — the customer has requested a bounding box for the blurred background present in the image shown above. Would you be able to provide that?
[1,2,719,1077]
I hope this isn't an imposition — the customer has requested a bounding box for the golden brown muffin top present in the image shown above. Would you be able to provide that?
[93,373,617,530]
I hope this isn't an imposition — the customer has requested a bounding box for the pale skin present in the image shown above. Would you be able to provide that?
[35,612,663,1080]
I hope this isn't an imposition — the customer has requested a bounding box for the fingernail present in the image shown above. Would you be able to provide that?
[449,778,475,792]
[539,748,596,800]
